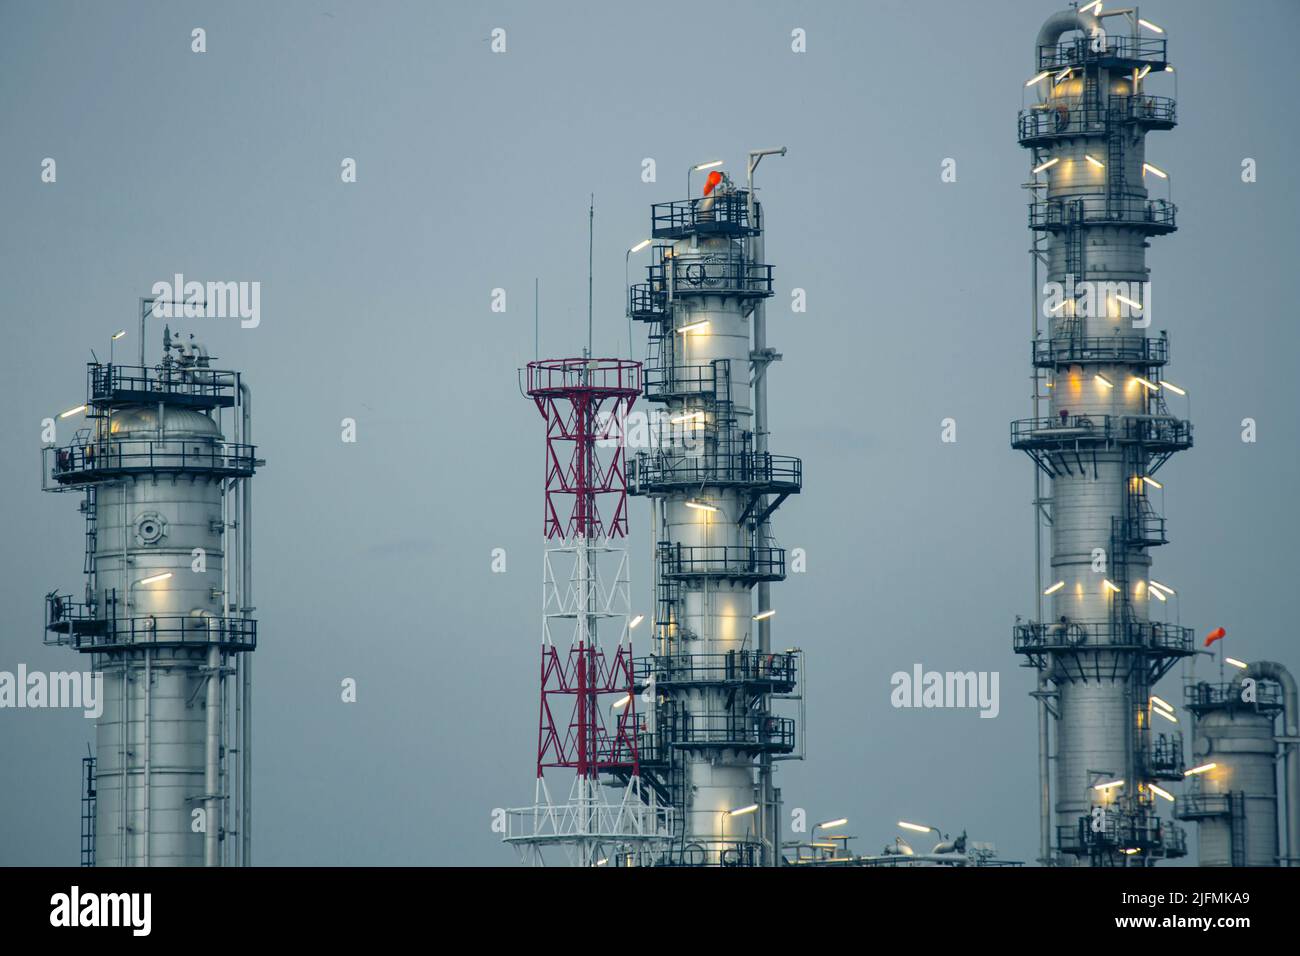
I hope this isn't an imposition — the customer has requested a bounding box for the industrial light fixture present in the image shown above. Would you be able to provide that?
[595,858,609,866]
[1184,763,1217,776]
[1025,70,1051,87]
[59,404,87,419]
[670,411,705,425]
[1165,65,1174,73]
[816,818,848,830]
[136,572,174,586]
[1115,294,1142,311]
[693,160,724,172]
[1054,68,1072,82]
[684,500,718,513]
[1137,65,1152,80]
[611,694,631,711]
[1043,581,1066,595]
[1157,380,1185,395]
[726,804,759,817]
[1122,848,1141,856]
[629,238,651,254]
[1141,476,1163,490]
[1148,783,1174,801]
[897,821,933,833]
[1134,376,1159,391]
[1152,707,1178,724]
[1095,373,1114,388]
[1225,657,1248,670]
[1103,579,1120,593]
[1150,695,1174,712]
[1149,581,1175,596]
[1033,157,1060,174]
[1048,298,1069,313]
[1143,162,1168,179]
[1079,0,1102,14]
[753,609,776,622]
[111,329,127,341]
[1149,587,1167,603]
[1138,18,1164,34]
[1085,154,1105,169]
[1093,779,1125,791]
[629,614,644,629]
[676,320,710,335]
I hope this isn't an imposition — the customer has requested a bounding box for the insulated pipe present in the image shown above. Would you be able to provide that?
[1245,661,1300,865]
[204,641,221,866]
[1034,9,1102,63]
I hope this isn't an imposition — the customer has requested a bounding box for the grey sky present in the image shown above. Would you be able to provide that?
[1,0,1297,865]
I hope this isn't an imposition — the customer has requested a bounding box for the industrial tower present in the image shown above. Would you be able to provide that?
[628,154,804,866]
[43,319,260,866]
[1011,5,1193,866]
[503,357,673,866]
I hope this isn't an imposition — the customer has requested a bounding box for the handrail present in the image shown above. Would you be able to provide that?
[1037,34,1168,70]
[1029,198,1177,232]
[1033,335,1168,367]
[1019,95,1176,141]
[634,651,798,687]
[89,362,239,405]
[632,451,802,492]
[649,253,774,299]
[651,193,760,238]
[47,439,257,482]
[658,543,786,580]
[1014,620,1194,654]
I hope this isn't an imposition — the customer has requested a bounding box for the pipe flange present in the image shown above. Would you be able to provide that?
[134,511,168,546]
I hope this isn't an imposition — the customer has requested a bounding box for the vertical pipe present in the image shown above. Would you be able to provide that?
[240,382,253,866]
[204,642,220,866]
[1031,195,1052,867]
[143,649,151,866]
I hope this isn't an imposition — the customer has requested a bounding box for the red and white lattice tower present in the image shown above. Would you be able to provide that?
[503,357,672,867]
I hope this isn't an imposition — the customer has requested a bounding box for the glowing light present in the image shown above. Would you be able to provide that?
[1122,848,1141,856]
[1033,157,1060,174]
[1153,707,1178,724]
[1054,68,1072,82]
[1103,579,1120,594]
[629,614,644,629]
[684,500,718,513]
[1184,763,1217,777]
[693,160,724,172]
[1025,71,1051,87]
[1143,162,1168,179]
[612,695,631,710]
[1115,294,1142,311]
[727,804,759,817]
[1138,18,1164,34]
[1150,695,1174,712]
[676,320,710,335]
[59,404,87,419]
[670,411,705,425]
[1048,298,1069,313]
[1149,783,1174,802]
[1085,154,1105,169]
[1095,373,1114,389]
[1044,581,1066,595]
[1134,376,1159,391]
[111,330,127,341]
[898,821,934,833]
[1142,476,1163,490]
[1080,0,1102,14]
[1225,657,1248,670]
[753,609,776,622]
[1149,581,1175,596]
[1158,380,1186,395]
[817,818,849,830]
[1137,65,1152,80]
[1094,779,1125,791]
[137,572,173,586]
[1150,587,1167,603]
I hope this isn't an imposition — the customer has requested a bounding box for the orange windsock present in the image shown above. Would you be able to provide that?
[1204,627,1227,647]
[703,170,723,196]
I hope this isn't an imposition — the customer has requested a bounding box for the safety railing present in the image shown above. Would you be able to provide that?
[1147,732,1184,779]
[1011,414,1191,451]
[1184,680,1284,710]
[46,439,257,485]
[648,711,796,751]
[631,452,802,494]
[1037,34,1168,71]
[649,254,773,300]
[1058,809,1181,856]
[1029,198,1177,233]
[525,357,642,396]
[1014,620,1194,655]
[1019,95,1176,143]
[1174,793,1232,819]
[634,651,798,689]
[658,544,786,582]
[47,608,256,652]
[643,361,729,401]
[1032,335,1167,367]
[89,363,239,408]
[651,192,760,239]
[628,283,667,321]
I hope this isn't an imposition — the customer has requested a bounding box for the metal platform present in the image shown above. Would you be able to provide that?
[1019,95,1177,146]
[1030,197,1177,235]
[1033,335,1167,368]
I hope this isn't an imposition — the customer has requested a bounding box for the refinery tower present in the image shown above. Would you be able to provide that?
[1012,4,1193,866]
[43,317,261,866]
[627,152,804,866]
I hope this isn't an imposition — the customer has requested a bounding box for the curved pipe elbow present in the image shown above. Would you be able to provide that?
[1035,9,1102,64]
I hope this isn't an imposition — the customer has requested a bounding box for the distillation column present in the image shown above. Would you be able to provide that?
[629,172,803,866]
[1011,7,1192,866]
[43,326,261,866]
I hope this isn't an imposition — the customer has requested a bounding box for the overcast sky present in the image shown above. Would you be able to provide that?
[1,0,1297,865]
